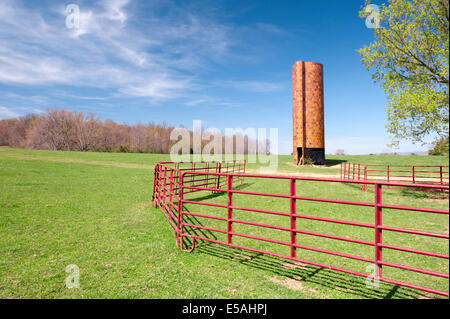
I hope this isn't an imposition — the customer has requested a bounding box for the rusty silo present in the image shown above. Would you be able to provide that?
[292,61,325,165]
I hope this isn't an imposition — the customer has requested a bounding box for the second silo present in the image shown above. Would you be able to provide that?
[292,61,325,165]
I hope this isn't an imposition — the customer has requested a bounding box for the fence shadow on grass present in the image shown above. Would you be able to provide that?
[182,211,219,241]
[175,175,443,299]
[339,181,449,201]
[192,241,434,299]
[398,188,449,200]
[184,182,253,202]
[179,213,432,299]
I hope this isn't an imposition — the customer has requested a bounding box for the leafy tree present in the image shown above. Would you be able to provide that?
[359,0,449,147]
[428,135,449,155]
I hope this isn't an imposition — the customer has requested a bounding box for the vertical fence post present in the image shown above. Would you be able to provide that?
[352,163,355,180]
[227,175,233,244]
[412,166,416,190]
[169,169,174,223]
[178,173,184,249]
[216,162,222,191]
[237,162,241,184]
[152,165,159,206]
[290,179,297,258]
[163,167,168,208]
[363,166,368,191]
[358,164,361,181]
[206,162,209,187]
[340,163,343,180]
[374,183,383,279]
[387,165,390,189]
[158,165,163,206]
[214,162,219,192]
[440,166,443,192]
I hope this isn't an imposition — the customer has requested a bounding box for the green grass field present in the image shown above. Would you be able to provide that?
[0,147,448,299]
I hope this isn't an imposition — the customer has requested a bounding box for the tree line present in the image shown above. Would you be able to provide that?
[0,109,267,154]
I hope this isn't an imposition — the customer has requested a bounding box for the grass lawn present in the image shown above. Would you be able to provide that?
[0,147,448,298]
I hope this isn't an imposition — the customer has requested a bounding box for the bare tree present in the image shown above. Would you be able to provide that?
[0,109,270,155]
[73,112,102,151]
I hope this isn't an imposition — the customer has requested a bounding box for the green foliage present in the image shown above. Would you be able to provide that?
[359,0,449,146]
[428,135,450,155]
[303,156,315,165]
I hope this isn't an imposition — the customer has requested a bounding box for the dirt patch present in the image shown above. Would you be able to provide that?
[226,287,237,295]
[267,276,318,294]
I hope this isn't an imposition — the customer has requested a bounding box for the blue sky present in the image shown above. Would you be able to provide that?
[0,0,433,154]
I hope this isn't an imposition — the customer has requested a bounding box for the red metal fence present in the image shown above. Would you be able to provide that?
[152,161,246,232]
[341,163,449,191]
[152,161,449,297]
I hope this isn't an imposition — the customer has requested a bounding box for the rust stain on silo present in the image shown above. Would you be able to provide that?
[293,61,325,165]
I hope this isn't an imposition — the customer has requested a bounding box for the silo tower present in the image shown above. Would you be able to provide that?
[292,61,325,165]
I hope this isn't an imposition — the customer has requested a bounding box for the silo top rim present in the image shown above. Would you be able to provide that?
[293,61,323,66]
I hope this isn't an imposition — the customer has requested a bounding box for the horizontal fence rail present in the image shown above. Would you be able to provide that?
[340,163,449,192]
[152,161,449,297]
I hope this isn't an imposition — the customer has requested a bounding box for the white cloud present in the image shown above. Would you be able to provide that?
[184,95,239,107]
[0,106,20,118]
[119,76,190,100]
[0,0,293,105]
[0,0,234,101]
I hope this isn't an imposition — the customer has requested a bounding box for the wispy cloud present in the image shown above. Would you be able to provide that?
[0,0,233,101]
[0,106,21,119]
[0,0,292,108]
[184,95,239,107]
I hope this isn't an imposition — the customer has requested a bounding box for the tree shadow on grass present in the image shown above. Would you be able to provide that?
[189,241,438,299]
